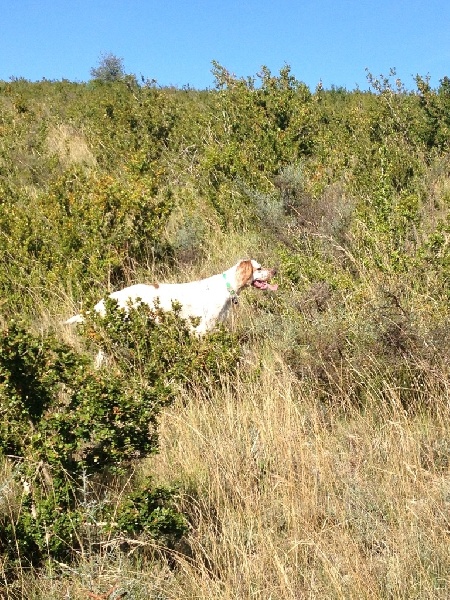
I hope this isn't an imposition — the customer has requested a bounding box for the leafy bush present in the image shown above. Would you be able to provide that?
[82,297,241,390]
[0,169,174,310]
[0,310,240,570]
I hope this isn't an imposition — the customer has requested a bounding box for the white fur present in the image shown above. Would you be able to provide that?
[65,259,277,334]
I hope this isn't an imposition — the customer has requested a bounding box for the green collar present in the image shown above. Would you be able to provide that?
[223,273,239,304]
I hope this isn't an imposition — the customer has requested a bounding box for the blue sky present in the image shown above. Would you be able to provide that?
[1,0,449,90]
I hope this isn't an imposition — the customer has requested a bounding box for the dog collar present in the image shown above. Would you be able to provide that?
[223,273,239,304]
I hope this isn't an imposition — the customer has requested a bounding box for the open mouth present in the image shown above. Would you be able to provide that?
[252,279,278,291]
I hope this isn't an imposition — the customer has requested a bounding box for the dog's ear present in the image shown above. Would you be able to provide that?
[235,259,254,289]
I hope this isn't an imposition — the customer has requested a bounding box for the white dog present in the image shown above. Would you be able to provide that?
[65,259,277,334]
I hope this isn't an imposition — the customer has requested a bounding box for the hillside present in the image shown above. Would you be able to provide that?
[0,66,449,598]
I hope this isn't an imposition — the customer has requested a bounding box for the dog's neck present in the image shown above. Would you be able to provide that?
[222,271,238,304]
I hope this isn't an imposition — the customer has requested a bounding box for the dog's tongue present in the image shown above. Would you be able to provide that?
[266,282,278,291]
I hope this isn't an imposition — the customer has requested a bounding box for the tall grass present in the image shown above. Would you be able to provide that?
[140,351,450,599]
[2,309,450,598]
[3,243,449,599]
[4,332,449,599]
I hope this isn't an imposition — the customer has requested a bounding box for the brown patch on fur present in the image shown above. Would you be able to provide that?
[151,283,160,289]
[235,260,254,290]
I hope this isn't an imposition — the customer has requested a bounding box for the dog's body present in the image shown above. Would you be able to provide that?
[65,259,277,334]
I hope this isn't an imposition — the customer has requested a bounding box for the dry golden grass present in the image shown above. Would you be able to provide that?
[3,236,450,599]
[2,318,449,599]
[143,350,450,599]
[3,247,449,599]
[46,123,96,168]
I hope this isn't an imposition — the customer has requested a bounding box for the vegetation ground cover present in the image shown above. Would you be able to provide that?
[0,63,449,598]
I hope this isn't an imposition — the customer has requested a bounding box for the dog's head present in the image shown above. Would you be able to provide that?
[235,259,278,291]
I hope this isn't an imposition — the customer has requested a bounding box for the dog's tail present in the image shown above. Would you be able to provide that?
[64,313,85,325]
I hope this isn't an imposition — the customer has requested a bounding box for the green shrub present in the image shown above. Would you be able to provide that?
[0,312,240,570]
[0,169,174,311]
[82,297,241,390]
